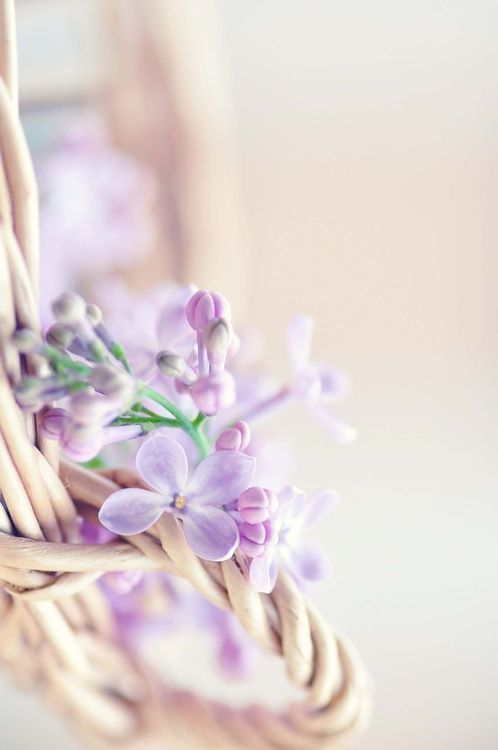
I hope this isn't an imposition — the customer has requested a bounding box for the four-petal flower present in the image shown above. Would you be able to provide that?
[249,485,338,593]
[99,432,255,561]
[287,314,357,442]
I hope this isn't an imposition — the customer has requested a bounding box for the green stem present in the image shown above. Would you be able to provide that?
[113,415,179,428]
[43,345,92,376]
[192,412,207,428]
[133,404,163,419]
[110,342,131,373]
[141,385,209,458]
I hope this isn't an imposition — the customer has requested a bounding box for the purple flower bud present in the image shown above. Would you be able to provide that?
[204,317,233,372]
[204,318,232,354]
[237,486,276,524]
[186,290,231,332]
[68,391,118,426]
[15,376,68,412]
[61,421,142,463]
[215,420,251,451]
[60,422,104,463]
[41,407,68,438]
[85,303,103,326]
[52,292,87,325]
[89,364,135,404]
[12,328,40,353]
[190,371,235,416]
[156,350,186,378]
[239,520,273,557]
[42,402,141,462]
[46,323,75,350]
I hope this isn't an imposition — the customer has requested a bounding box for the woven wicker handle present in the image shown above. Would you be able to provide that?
[0,3,371,747]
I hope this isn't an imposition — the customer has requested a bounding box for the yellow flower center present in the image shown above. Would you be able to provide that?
[174,495,187,510]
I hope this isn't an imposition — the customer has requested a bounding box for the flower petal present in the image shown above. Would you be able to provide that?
[307,403,358,443]
[287,314,314,372]
[283,540,331,583]
[136,433,188,494]
[249,547,279,593]
[182,505,239,561]
[187,450,255,507]
[278,485,308,531]
[102,424,143,446]
[126,345,158,382]
[314,364,351,402]
[99,488,165,535]
[300,489,340,531]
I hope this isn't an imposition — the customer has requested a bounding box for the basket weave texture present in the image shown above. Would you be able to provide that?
[0,3,372,747]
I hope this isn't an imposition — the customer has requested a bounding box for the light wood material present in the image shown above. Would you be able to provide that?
[0,3,371,747]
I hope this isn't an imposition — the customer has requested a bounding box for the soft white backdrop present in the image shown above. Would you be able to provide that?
[1,2,497,748]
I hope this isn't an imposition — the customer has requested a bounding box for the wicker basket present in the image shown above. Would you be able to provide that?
[0,3,372,747]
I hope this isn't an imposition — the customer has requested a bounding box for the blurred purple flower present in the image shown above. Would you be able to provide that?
[189,371,236,416]
[287,315,356,442]
[101,281,197,384]
[42,392,142,463]
[104,572,259,679]
[247,435,294,489]
[99,432,255,561]
[248,485,338,593]
[38,119,158,321]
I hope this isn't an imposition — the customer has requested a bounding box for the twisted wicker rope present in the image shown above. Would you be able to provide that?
[0,2,371,747]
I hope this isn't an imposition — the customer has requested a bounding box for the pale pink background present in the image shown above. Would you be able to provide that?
[1,2,496,749]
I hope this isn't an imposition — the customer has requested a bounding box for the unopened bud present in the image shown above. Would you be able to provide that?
[41,408,68,439]
[216,420,251,451]
[14,377,42,409]
[204,318,232,354]
[156,351,186,378]
[52,292,87,325]
[190,371,235,416]
[12,328,40,353]
[239,521,271,558]
[46,323,75,349]
[237,487,277,524]
[86,303,103,326]
[15,376,67,412]
[69,390,116,426]
[89,365,134,403]
[186,290,231,332]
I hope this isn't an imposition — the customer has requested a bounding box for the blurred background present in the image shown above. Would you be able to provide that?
[1,1,497,748]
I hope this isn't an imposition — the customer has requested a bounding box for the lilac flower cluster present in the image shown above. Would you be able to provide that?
[99,427,335,592]
[14,284,349,593]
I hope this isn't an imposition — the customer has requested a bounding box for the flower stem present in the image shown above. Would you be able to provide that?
[192,412,207,428]
[113,415,179,428]
[238,386,291,424]
[141,385,209,458]
[43,345,92,376]
[110,342,131,373]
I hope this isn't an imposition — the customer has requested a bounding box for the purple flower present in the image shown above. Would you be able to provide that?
[104,283,197,383]
[287,315,357,442]
[99,433,255,561]
[248,486,338,593]
[42,388,141,463]
[42,404,142,463]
